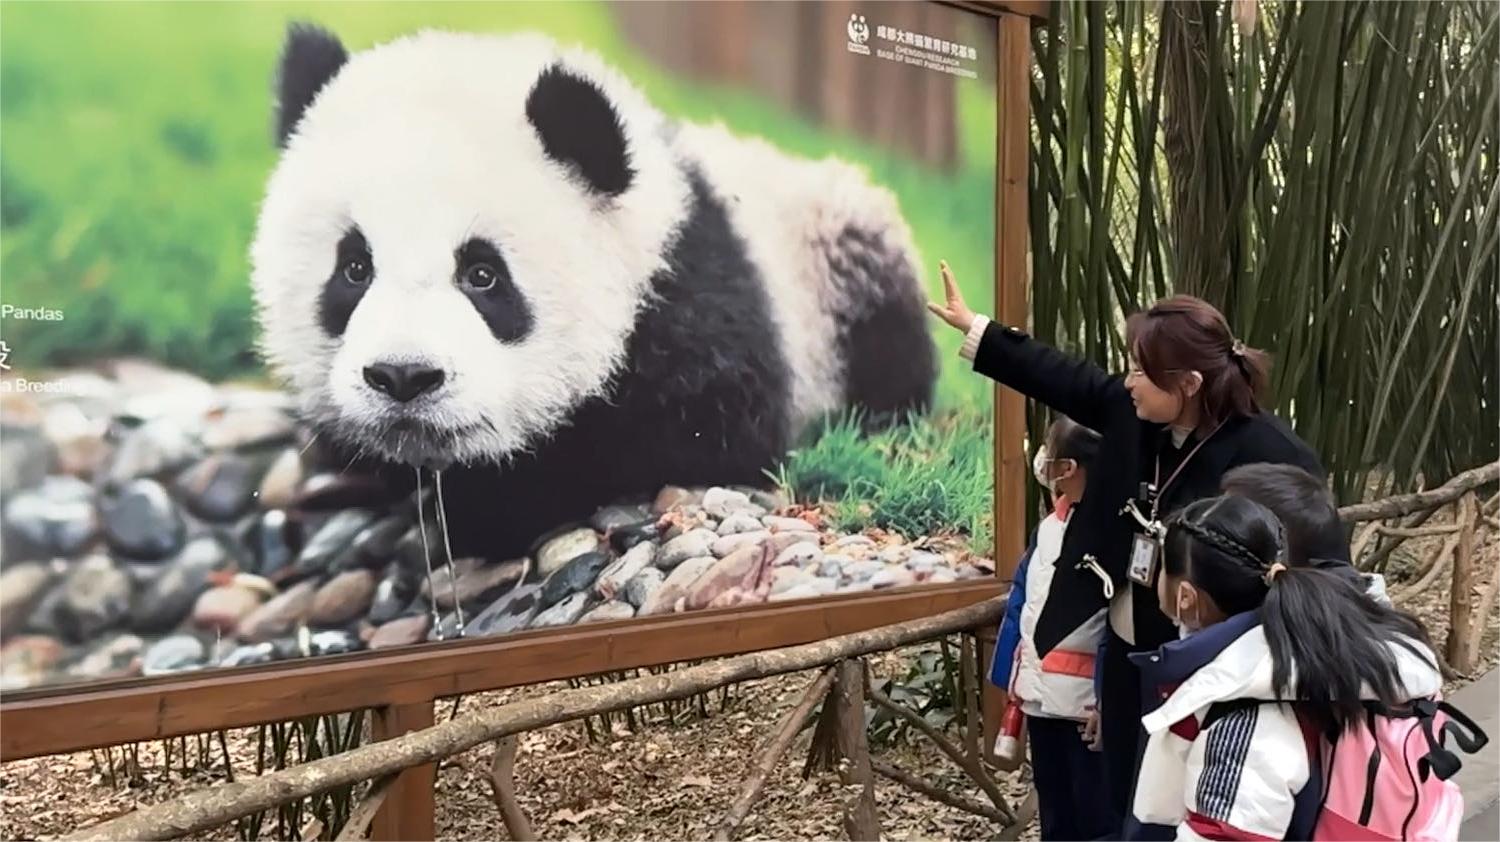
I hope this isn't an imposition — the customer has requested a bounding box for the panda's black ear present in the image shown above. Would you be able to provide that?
[525,64,635,198]
[274,22,347,148]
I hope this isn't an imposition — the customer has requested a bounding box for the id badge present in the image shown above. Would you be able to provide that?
[1128,533,1160,587]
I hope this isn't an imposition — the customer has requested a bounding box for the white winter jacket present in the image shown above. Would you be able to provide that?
[1129,613,1442,841]
[1010,504,1106,721]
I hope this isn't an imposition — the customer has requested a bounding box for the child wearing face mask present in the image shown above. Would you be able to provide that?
[990,416,1117,841]
[1128,495,1486,841]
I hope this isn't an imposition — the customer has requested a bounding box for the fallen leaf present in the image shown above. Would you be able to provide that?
[680,774,712,788]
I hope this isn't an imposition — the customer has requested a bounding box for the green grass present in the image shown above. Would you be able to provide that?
[772,403,995,553]
[0,1,997,409]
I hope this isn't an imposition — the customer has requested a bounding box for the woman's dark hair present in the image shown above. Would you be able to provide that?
[1126,295,1269,428]
[1220,463,1352,565]
[1163,495,1435,734]
[1045,414,1101,466]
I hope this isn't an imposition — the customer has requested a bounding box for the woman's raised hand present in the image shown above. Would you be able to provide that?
[926,260,976,333]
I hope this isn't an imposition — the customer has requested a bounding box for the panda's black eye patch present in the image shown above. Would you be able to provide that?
[319,227,372,337]
[454,238,532,343]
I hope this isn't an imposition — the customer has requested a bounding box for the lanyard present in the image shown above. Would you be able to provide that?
[1149,421,1225,521]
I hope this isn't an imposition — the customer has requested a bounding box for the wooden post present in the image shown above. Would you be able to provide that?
[370,700,436,842]
[829,660,881,841]
[985,6,1035,759]
[1445,493,1480,673]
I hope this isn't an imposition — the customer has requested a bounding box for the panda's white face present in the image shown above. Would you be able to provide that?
[250,30,690,468]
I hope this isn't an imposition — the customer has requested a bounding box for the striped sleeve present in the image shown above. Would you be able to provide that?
[1178,705,1308,841]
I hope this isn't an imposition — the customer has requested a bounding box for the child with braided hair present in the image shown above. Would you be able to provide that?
[1125,495,1467,841]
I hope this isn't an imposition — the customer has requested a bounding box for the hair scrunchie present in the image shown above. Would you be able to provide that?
[1263,561,1287,586]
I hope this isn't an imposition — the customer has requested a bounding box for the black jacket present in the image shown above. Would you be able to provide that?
[970,320,1325,656]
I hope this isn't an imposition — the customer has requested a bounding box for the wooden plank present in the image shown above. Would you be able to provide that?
[0,582,997,761]
[370,701,436,842]
[983,7,1034,758]
[945,0,1050,22]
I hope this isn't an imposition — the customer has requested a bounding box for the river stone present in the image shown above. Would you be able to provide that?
[368,564,422,626]
[842,560,887,584]
[833,535,877,552]
[926,567,957,584]
[535,528,599,578]
[245,509,298,580]
[595,542,655,600]
[217,640,294,668]
[130,536,234,633]
[955,564,989,580]
[652,486,701,515]
[580,600,635,624]
[819,555,854,579]
[749,488,790,512]
[175,453,263,523]
[763,516,816,534]
[620,567,665,609]
[47,555,132,643]
[106,417,204,485]
[702,487,764,520]
[0,635,67,691]
[769,583,824,603]
[870,565,917,590]
[289,510,374,581]
[878,545,911,565]
[237,580,316,642]
[201,405,296,451]
[529,591,592,629]
[346,516,409,570]
[773,541,822,568]
[3,475,98,559]
[468,582,543,637]
[589,505,650,534]
[640,556,716,616]
[711,531,769,558]
[906,551,943,573]
[442,559,528,613]
[142,634,208,676]
[1,561,60,638]
[311,570,377,626]
[369,614,431,649]
[292,473,400,512]
[98,479,185,561]
[44,403,110,479]
[192,586,265,633]
[67,633,145,680]
[539,551,610,612]
[308,630,362,657]
[686,544,774,611]
[0,423,53,500]
[716,513,764,536]
[256,448,304,510]
[770,566,818,596]
[657,528,717,570]
[608,520,658,554]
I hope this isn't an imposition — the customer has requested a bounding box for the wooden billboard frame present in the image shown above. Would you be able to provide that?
[0,2,1038,837]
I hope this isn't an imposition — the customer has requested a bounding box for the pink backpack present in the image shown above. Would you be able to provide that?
[1205,697,1488,841]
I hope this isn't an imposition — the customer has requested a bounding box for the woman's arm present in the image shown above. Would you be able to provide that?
[929,262,1128,430]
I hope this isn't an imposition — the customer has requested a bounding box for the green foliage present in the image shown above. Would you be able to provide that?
[0,0,995,408]
[774,405,994,551]
[1030,0,1498,511]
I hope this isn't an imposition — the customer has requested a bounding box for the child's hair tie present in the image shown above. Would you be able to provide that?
[1230,339,1247,357]
[1264,562,1287,585]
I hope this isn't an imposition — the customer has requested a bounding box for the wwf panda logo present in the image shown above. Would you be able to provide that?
[847,14,870,46]
[251,25,937,561]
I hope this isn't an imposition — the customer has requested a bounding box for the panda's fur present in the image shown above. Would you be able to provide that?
[251,25,938,561]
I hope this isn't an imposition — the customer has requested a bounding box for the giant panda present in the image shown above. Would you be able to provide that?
[250,25,938,563]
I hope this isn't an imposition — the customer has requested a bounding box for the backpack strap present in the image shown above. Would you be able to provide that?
[1409,698,1491,781]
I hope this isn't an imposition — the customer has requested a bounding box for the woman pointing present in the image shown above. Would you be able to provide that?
[930,261,1323,831]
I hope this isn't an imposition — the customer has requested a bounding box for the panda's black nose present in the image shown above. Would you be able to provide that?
[363,362,446,403]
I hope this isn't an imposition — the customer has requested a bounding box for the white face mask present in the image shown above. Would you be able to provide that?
[1170,582,1201,636]
[1032,445,1051,487]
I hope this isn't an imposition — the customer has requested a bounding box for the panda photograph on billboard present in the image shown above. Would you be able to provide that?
[0,1,999,692]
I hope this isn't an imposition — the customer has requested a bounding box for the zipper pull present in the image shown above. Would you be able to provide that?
[1076,553,1115,600]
